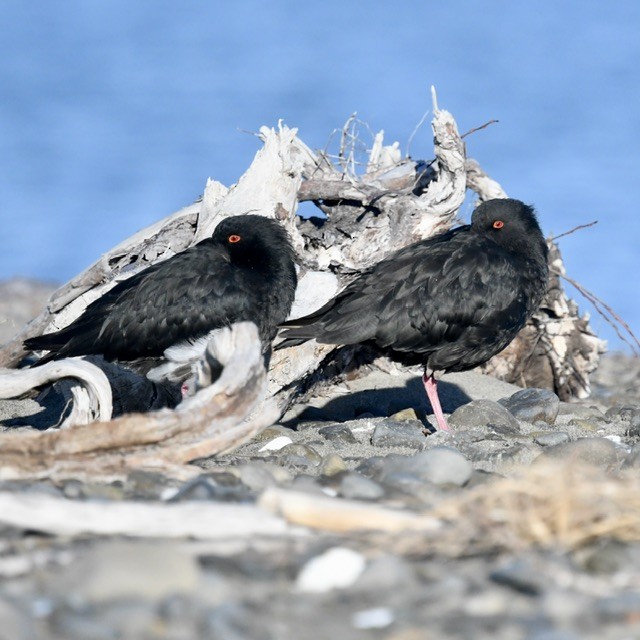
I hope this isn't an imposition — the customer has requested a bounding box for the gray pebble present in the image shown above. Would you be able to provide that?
[380,471,429,496]
[577,540,633,575]
[490,558,545,595]
[448,399,520,431]
[168,477,220,502]
[371,419,426,449]
[172,472,250,502]
[626,410,640,437]
[253,424,294,442]
[380,447,472,487]
[533,431,570,447]
[237,464,277,491]
[540,437,618,467]
[596,592,640,622]
[277,444,323,468]
[291,474,325,493]
[567,417,602,432]
[124,470,173,500]
[604,404,640,423]
[499,388,560,424]
[318,423,357,444]
[355,456,388,480]
[340,472,385,500]
[558,402,607,422]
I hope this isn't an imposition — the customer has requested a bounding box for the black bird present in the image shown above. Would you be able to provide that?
[25,215,298,378]
[278,198,549,431]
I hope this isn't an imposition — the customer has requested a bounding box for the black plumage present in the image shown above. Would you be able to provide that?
[278,198,549,431]
[25,215,298,370]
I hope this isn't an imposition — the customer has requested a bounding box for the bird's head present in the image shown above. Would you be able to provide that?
[471,198,548,263]
[212,214,298,270]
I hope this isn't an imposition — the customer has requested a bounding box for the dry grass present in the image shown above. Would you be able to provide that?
[394,460,640,557]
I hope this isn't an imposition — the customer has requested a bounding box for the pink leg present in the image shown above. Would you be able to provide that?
[422,372,450,432]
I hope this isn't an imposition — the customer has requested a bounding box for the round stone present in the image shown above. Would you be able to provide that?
[448,399,520,431]
[499,388,560,424]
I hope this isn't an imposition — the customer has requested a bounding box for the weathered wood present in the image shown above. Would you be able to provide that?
[0,323,275,481]
[0,491,290,539]
[0,358,112,426]
[259,487,441,534]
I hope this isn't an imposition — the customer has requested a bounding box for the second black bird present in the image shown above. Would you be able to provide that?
[278,198,549,431]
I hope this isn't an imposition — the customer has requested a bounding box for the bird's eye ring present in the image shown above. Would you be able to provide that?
[228,234,242,243]
[493,220,504,229]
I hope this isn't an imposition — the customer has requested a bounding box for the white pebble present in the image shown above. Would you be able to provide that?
[352,607,395,629]
[296,547,366,593]
[350,420,376,434]
[259,436,293,452]
[160,487,180,501]
[604,434,622,444]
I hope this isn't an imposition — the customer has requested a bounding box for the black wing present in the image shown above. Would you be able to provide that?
[279,228,534,371]
[278,228,468,347]
[25,240,259,362]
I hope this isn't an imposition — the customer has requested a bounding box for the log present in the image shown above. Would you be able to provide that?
[0,490,290,539]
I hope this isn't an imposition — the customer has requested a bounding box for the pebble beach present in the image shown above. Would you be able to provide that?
[1,279,639,640]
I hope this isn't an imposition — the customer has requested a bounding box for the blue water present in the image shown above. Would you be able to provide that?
[1,1,639,350]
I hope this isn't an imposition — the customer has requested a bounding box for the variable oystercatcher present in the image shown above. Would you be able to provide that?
[278,198,549,431]
[25,215,298,377]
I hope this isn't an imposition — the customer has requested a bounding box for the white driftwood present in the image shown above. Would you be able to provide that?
[465,158,508,201]
[293,91,466,273]
[260,487,441,534]
[0,491,291,539]
[193,124,305,248]
[0,485,443,539]
[0,322,276,481]
[0,359,112,425]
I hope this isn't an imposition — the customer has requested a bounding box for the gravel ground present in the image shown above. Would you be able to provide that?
[0,278,639,640]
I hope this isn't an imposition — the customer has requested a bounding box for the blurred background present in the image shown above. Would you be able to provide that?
[1,1,638,350]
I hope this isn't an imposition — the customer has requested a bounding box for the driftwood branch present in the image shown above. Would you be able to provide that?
[0,491,290,539]
[0,322,276,482]
[0,358,112,426]
[259,487,441,534]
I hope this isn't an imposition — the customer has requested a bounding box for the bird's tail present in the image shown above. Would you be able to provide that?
[23,330,73,364]
[274,316,321,350]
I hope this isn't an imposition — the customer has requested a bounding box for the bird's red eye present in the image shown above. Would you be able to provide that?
[493,220,504,229]
[228,234,241,243]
